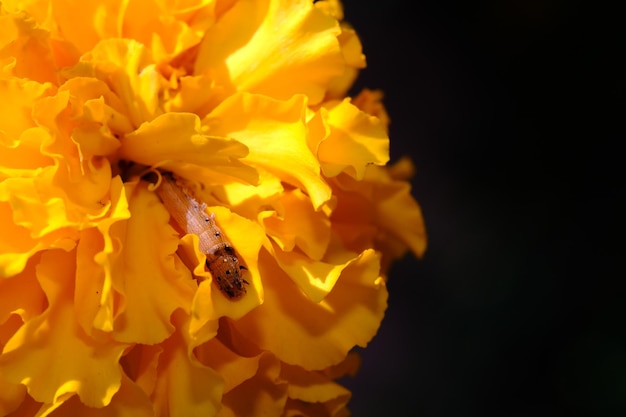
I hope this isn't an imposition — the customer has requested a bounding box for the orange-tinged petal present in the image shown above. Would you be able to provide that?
[326,24,367,99]
[0,254,46,330]
[0,199,73,277]
[119,111,257,185]
[68,39,159,127]
[194,0,344,105]
[75,176,130,334]
[314,98,389,179]
[363,165,427,258]
[0,128,54,176]
[50,0,126,54]
[351,88,390,132]
[281,363,351,415]
[211,170,284,220]
[153,311,224,417]
[268,239,361,303]
[0,249,129,408]
[0,77,54,141]
[195,338,262,394]
[122,0,214,62]
[233,248,387,370]
[0,376,26,416]
[218,353,287,417]
[0,11,58,83]
[120,343,164,400]
[263,189,331,261]
[46,374,154,417]
[110,181,196,344]
[203,93,332,209]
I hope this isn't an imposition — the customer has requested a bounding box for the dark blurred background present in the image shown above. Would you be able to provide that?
[339,1,625,416]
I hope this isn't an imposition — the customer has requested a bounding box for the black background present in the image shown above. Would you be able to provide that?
[338,1,624,416]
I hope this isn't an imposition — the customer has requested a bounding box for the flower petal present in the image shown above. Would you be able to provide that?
[313,98,389,179]
[119,111,258,185]
[218,353,287,417]
[0,11,58,83]
[44,373,154,417]
[49,0,126,54]
[0,77,54,143]
[194,0,344,105]
[281,362,351,417]
[75,176,130,334]
[110,181,196,344]
[263,189,331,261]
[203,92,332,209]
[152,311,224,417]
[195,338,263,394]
[0,249,129,408]
[68,39,159,126]
[232,248,387,370]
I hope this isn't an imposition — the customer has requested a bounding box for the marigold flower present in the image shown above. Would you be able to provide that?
[0,0,426,416]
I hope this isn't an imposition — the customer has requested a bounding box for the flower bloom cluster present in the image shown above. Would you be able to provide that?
[0,0,426,416]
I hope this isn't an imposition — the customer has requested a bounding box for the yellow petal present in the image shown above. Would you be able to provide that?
[75,176,130,334]
[314,98,389,179]
[43,374,154,417]
[50,0,126,54]
[364,165,427,258]
[218,353,287,417]
[111,181,196,344]
[194,0,344,105]
[203,93,332,209]
[69,39,159,126]
[281,363,351,416]
[119,111,258,185]
[263,189,331,261]
[0,77,54,142]
[0,11,58,83]
[269,239,361,303]
[0,249,129,408]
[152,311,224,417]
[233,248,387,370]
[122,0,214,62]
[195,338,263,394]
[120,343,164,400]
[0,254,46,329]
[0,369,26,416]
[326,24,367,99]
[351,88,390,132]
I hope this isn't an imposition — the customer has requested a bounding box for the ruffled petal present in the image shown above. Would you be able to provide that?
[44,374,154,417]
[281,363,351,417]
[119,111,258,184]
[312,98,389,179]
[0,77,54,147]
[49,0,126,54]
[152,311,224,417]
[67,39,160,127]
[110,181,196,344]
[262,189,331,261]
[218,353,287,417]
[74,176,130,334]
[203,92,332,209]
[194,0,344,105]
[233,248,387,370]
[0,11,59,84]
[0,249,129,408]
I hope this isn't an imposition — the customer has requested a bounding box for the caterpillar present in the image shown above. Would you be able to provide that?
[153,172,248,299]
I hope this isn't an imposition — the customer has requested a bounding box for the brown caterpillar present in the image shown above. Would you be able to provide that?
[153,172,248,299]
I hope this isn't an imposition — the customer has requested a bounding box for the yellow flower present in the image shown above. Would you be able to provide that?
[0,0,426,416]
